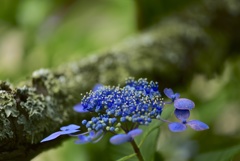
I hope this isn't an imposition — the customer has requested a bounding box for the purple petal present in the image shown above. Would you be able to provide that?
[92,134,104,143]
[164,88,174,99]
[127,128,143,138]
[93,84,103,91]
[93,130,103,138]
[91,131,104,143]
[41,131,62,142]
[59,129,80,135]
[187,120,209,131]
[110,134,131,145]
[174,93,180,100]
[174,98,195,110]
[75,130,104,144]
[89,131,96,138]
[75,135,89,144]
[73,103,89,113]
[90,130,104,143]
[174,109,190,121]
[60,124,80,131]
[168,122,187,132]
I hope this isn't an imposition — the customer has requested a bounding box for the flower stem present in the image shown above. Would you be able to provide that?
[130,139,144,161]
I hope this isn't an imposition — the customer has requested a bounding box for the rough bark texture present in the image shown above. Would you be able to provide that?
[0,0,240,160]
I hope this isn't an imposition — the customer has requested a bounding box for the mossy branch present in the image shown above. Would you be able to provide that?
[0,0,240,160]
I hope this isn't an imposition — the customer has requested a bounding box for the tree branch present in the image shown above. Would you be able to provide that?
[0,0,240,160]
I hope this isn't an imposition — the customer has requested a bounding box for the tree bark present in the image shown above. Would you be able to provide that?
[0,0,240,160]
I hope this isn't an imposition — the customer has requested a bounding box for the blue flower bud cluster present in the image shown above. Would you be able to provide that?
[80,78,163,133]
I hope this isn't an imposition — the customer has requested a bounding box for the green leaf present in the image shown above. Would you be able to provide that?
[194,144,240,161]
[138,120,161,161]
[110,141,138,161]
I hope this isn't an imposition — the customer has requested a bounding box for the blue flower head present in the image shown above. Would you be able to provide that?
[41,78,209,145]
[79,78,163,132]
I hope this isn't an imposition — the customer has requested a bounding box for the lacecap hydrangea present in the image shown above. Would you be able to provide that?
[41,78,209,145]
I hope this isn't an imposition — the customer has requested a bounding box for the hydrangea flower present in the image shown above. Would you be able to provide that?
[168,109,209,132]
[79,78,163,133]
[41,78,209,146]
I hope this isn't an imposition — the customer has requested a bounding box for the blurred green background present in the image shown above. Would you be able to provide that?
[1,0,240,161]
[0,0,135,82]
